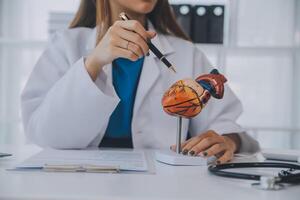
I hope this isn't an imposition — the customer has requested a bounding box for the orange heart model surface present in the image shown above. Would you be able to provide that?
[162,69,227,118]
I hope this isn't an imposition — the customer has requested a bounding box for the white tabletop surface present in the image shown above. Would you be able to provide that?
[0,145,300,200]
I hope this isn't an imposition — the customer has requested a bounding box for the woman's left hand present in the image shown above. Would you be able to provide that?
[170,130,239,164]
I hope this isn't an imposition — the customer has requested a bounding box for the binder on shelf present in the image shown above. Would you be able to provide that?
[207,5,225,44]
[171,4,193,39]
[192,5,209,43]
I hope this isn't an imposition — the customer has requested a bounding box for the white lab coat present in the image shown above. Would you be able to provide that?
[21,23,259,152]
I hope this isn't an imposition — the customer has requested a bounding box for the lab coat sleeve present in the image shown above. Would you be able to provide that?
[189,47,260,153]
[21,31,120,149]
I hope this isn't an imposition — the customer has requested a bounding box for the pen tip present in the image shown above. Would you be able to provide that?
[169,66,177,73]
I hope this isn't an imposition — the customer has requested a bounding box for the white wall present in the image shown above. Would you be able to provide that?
[237,0,295,47]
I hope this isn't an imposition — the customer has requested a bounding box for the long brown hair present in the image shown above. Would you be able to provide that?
[70,0,190,44]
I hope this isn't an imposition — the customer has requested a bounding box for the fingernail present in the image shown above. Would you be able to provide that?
[189,151,195,156]
[203,151,208,157]
[182,149,188,155]
[216,161,221,165]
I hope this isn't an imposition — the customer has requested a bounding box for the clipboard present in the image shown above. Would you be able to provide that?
[43,164,120,173]
[13,149,148,173]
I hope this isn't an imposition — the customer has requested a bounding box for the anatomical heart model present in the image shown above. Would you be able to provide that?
[161,69,227,154]
[155,69,227,164]
[162,69,227,119]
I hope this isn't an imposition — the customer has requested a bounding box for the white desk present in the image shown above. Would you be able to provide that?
[0,145,299,200]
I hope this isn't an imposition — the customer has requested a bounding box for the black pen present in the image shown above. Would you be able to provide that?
[119,12,177,73]
[0,153,12,158]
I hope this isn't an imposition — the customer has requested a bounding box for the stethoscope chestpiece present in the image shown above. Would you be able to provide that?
[251,176,284,190]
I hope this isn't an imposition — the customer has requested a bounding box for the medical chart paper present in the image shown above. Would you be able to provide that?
[15,149,148,172]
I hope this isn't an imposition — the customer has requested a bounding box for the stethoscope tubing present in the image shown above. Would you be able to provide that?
[208,162,300,184]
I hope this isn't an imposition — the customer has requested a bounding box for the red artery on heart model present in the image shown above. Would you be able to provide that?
[161,69,227,118]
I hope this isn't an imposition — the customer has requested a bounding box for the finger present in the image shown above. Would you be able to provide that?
[170,144,185,152]
[181,131,217,155]
[113,46,139,61]
[169,137,193,152]
[189,136,224,156]
[170,134,195,151]
[147,30,157,39]
[180,137,194,149]
[116,20,152,40]
[215,152,224,158]
[181,137,202,155]
[170,137,199,153]
[181,132,211,150]
[116,27,149,55]
[216,150,233,164]
[127,41,144,58]
[200,143,226,157]
[170,144,176,151]
[111,37,142,58]
[170,139,190,152]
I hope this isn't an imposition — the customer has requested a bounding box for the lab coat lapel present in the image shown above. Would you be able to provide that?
[133,52,160,115]
[85,27,97,54]
[133,22,175,115]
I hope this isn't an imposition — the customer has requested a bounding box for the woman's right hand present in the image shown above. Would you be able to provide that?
[85,20,156,81]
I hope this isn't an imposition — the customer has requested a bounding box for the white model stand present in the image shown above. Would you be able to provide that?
[155,117,208,166]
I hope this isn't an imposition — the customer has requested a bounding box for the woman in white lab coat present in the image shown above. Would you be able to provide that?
[21,0,259,164]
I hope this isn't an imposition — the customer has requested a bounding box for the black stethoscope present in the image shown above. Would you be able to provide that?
[208,162,300,190]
